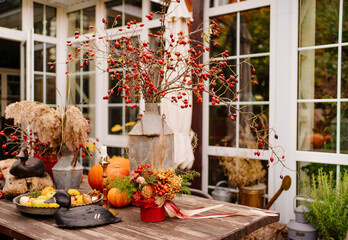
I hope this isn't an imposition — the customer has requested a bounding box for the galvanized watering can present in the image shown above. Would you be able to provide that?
[211,180,232,202]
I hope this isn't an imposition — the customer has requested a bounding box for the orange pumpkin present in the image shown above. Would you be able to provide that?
[88,157,129,190]
[107,188,131,208]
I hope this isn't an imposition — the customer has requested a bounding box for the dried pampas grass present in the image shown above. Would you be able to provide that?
[63,106,89,152]
[5,101,89,152]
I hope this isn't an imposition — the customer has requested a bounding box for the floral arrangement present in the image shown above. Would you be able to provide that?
[2,101,90,157]
[106,163,199,208]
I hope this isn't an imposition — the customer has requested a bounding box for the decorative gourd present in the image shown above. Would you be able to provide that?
[88,157,129,191]
[107,188,131,208]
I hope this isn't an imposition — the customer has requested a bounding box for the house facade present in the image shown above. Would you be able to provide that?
[0,0,347,223]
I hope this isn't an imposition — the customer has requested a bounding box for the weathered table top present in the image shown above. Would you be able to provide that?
[0,179,279,240]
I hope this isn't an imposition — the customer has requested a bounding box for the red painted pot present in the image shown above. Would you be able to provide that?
[39,155,58,180]
[140,205,166,222]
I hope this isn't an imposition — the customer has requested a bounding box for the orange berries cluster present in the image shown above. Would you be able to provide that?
[134,163,151,174]
[154,181,169,196]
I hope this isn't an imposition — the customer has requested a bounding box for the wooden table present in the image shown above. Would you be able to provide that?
[0,180,279,240]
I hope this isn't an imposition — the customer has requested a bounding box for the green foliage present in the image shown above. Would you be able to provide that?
[28,191,41,198]
[106,176,137,199]
[178,170,200,195]
[302,169,348,240]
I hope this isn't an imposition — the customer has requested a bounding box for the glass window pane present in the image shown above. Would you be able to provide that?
[240,7,270,55]
[109,107,123,135]
[239,104,269,149]
[46,5,56,37]
[240,56,269,102]
[46,76,56,104]
[125,0,142,24]
[46,43,56,73]
[67,75,80,105]
[107,147,125,158]
[210,60,236,101]
[34,41,44,71]
[150,1,168,19]
[297,102,337,152]
[0,0,22,30]
[343,0,348,43]
[210,13,237,57]
[34,3,43,35]
[208,156,229,186]
[209,105,236,147]
[297,161,337,194]
[105,0,122,28]
[82,6,95,34]
[341,103,348,154]
[342,46,348,98]
[82,74,95,104]
[109,72,123,103]
[299,0,339,47]
[83,107,95,137]
[298,48,338,99]
[67,10,80,37]
[7,75,20,98]
[125,107,139,133]
[34,74,43,102]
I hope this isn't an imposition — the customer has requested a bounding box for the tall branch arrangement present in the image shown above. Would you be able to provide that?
[57,0,288,172]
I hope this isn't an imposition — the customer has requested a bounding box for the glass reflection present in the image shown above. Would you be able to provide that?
[109,72,123,103]
[210,60,236,101]
[208,156,229,186]
[297,102,337,152]
[46,5,56,37]
[298,48,338,99]
[342,47,348,98]
[125,0,142,24]
[210,13,237,57]
[34,75,43,102]
[297,161,337,194]
[106,0,122,28]
[82,6,95,34]
[109,107,122,135]
[299,0,339,47]
[34,3,43,35]
[46,43,56,73]
[240,7,270,54]
[240,57,269,102]
[125,107,139,133]
[67,10,80,37]
[343,0,348,43]
[34,41,44,72]
[0,0,22,30]
[239,104,269,149]
[46,76,56,104]
[83,107,95,137]
[83,74,95,104]
[209,105,236,147]
[341,103,348,154]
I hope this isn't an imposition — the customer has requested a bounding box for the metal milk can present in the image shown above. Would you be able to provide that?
[212,180,232,202]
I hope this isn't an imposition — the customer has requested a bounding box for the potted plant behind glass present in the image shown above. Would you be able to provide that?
[3,100,90,189]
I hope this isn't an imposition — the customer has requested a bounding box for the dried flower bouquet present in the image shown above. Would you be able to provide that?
[2,101,89,157]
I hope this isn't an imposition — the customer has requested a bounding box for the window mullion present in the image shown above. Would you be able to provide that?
[336,0,344,154]
[43,42,46,103]
[236,11,241,148]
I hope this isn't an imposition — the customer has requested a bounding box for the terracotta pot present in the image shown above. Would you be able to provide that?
[140,205,166,222]
[39,155,58,180]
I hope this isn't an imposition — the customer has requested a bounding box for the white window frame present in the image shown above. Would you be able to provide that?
[203,0,299,224]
